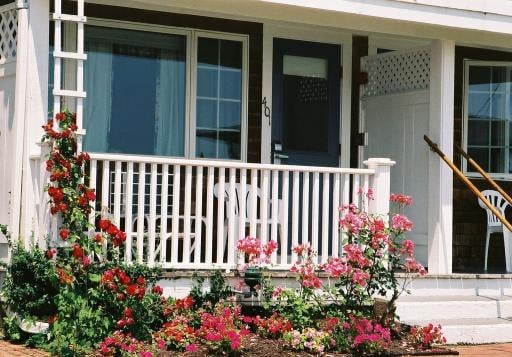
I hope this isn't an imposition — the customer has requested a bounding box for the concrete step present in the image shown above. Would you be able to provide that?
[396,294,512,320]
[403,318,512,344]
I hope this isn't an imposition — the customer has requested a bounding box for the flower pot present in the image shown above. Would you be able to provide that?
[244,267,262,293]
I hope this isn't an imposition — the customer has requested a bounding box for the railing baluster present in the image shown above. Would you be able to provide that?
[171,165,181,264]
[205,167,214,265]
[302,172,309,247]
[101,161,110,258]
[228,168,237,267]
[311,171,319,263]
[113,161,122,226]
[352,174,361,207]
[194,166,203,265]
[88,160,97,237]
[260,170,269,244]
[136,163,146,264]
[160,164,169,265]
[125,162,134,263]
[332,173,341,258]
[183,165,193,264]
[281,171,289,266]
[238,169,247,265]
[271,169,279,264]
[249,169,258,237]
[291,171,300,262]
[322,173,330,263]
[148,163,157,266]
[216,167,226,264]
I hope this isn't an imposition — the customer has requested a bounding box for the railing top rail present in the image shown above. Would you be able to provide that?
[88,153,376,175]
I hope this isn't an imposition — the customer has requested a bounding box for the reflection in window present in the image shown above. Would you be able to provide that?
[466,64,512,174]
[84,26,186,156]
[196,38,243,160]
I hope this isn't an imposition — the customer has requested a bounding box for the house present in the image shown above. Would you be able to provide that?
[3,0,512,343]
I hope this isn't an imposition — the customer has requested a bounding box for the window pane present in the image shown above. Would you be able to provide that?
[469,66,491,92]
[219,101,241,130]
[492,66,508,92]
[196,37,243,159]
[491,93,507,120]
[197,99,218,128]
[197,68,218,97]
[468,147,489,172]
[467,120,489,146]
[491,148,506,173]
[491,121,506,146]
[84,26,186,157]
[468,93,490,119]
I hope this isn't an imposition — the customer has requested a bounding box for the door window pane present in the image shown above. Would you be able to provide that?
[84,26,186,156]
[282,56,329,152]
[196,37,243,160]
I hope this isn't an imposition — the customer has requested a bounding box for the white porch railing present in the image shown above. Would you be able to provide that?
[32,153,394,270]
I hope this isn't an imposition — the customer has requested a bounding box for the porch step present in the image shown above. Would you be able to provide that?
[397,294,512,343]
[402,318,512,344]
[396,294,512,320]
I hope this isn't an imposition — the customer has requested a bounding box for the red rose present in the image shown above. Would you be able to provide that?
[116,320,126,328]
[94,233,103,244]
[86,190,96,201]
[152,285,163,295]
[106,225,119,236]
[72,244,84,259]
[99,219,111,231]
[124,307,133,318]
[55,112,65,121]
[136,276,145,286]
[116,293,125,301]
[126,284,138,296]
[46,249,56,259]
[59,228,70,240]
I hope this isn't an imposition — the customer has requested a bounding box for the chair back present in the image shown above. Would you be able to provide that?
[213,183,261,220]
[478,190,510,228]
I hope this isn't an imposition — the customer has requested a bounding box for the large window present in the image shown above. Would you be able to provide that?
[464,61,512,175]
[52,23,248,160]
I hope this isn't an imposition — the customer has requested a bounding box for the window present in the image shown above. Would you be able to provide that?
[464,61,512,175]
[51,23,248,160]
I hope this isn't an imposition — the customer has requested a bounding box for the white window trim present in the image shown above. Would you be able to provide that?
[84,18,249,162]
[463,59,512,180]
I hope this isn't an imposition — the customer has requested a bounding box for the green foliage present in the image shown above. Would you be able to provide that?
[2,245,58,319]
[189,270,233,309]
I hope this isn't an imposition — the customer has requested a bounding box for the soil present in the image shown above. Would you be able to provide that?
[172,334,459,356]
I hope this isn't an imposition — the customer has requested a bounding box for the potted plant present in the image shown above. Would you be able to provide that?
[236,237,278,296]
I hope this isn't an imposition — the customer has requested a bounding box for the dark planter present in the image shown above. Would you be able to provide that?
[243,267,262,294]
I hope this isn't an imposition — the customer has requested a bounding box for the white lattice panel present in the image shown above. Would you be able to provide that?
[362,47,430,97]
[0,5,17,64]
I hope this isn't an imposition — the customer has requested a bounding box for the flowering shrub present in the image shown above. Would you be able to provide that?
[250,313,293,338]
[96,331,162,356]
[237,236,278,269]
[343,315,391,355]
[283,328,335,354]
[153,315,195,352]
[408,323,447,350]
[195,303,250,353]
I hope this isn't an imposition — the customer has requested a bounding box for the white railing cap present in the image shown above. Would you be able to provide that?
[363,158,396,167]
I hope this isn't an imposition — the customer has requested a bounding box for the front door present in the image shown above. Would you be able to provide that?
[272,38,341,167]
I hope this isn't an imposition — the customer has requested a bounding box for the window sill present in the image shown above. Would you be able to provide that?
[464,173,512,182]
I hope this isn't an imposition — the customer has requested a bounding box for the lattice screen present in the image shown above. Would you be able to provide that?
[0,5,17,64]
[362,47,430,97]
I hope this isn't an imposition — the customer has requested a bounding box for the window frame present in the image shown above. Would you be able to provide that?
[83,18,249,162]
[463,59,512,179]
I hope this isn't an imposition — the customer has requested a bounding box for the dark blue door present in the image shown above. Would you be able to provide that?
[272,38,341,167]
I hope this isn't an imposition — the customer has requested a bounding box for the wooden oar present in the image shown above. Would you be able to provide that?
[455,144,512,206]
[424,135,512,232]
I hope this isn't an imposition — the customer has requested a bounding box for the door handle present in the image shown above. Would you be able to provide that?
[274,152,289,160]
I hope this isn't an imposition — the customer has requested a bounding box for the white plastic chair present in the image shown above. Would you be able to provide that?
[213,183,283,241]
[478,190,511,271]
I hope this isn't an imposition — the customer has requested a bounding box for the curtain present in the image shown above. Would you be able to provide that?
[154,49,186,157]
[83,41,113,153]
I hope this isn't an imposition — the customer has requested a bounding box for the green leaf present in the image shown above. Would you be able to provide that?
[88,273,101,283]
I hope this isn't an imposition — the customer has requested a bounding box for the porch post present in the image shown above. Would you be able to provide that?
[19,0,50,247]
[364,158,395,217]
[428,39,455,275]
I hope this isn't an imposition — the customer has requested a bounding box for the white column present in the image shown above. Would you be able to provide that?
[19,0,50,246]
[364,158,395,217]
[428,39,455,275]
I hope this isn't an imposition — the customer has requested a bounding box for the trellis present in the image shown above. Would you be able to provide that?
[0,3,17,64]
